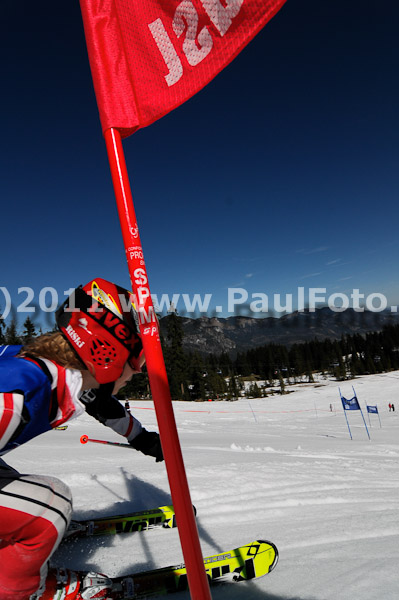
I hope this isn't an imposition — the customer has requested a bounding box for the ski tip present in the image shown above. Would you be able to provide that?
[256,539,279,572]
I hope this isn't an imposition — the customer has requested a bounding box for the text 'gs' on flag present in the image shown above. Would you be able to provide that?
[79,0,287,138]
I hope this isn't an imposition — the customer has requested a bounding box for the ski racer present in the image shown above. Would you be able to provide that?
[0,278,164,600]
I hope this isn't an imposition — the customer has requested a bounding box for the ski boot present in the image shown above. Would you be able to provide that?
[31,567,114,600]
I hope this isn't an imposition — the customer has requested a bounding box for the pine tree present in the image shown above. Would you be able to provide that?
[227,374,239,400]
[306,369,314,383]
[235,352,251,377]
[163,313,189,400]
[189,352,206,401]
[5,319,22,345]
[219,352,233,376]
[0,314,5,344]
[22,316,36,343]
[249,382,262,398]
[206,370,227,399]
[278,371,286,395]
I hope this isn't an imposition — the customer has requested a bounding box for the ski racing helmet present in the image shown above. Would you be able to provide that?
[56,278,143,384]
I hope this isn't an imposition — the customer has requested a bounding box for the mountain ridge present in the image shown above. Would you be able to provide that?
[159,307,399,356]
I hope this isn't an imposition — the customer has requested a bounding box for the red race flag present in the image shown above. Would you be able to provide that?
[79,0,287,138]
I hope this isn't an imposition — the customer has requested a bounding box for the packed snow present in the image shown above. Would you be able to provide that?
[6,372,399,599]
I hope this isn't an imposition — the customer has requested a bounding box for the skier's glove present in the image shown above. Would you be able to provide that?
[130,429,164,462]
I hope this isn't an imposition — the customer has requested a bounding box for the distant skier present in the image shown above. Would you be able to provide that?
[125,400,131,413]
[0,278,163,600]
[389,403,392,411]
[392,403,395,412]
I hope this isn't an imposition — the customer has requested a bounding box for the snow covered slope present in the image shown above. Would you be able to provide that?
[6,372,399,599]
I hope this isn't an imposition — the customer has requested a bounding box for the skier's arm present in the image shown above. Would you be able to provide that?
[80,386,142,441]
[0,392,28,452]
[80,386,163,462]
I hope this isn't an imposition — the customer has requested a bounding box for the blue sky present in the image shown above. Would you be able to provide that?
[1,1,398,331]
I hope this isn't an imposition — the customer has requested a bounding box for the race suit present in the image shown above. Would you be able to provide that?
[0,345,142,600]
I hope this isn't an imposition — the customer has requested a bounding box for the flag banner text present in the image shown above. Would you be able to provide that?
[341,396,361,411]
[79,0,287,137]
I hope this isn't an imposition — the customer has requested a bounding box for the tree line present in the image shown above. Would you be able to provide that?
[123,314,399,401]
[0,316,37,345]
[2,312,399,401]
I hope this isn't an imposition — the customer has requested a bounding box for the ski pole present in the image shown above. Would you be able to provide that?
[80,434,133,449]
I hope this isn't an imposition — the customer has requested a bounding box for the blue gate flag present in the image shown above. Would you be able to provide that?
[366,404,382,428]
[341,396,361,410]
[339,387,371,440]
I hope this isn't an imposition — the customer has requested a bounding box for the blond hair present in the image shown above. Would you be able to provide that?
[19,332,85,370]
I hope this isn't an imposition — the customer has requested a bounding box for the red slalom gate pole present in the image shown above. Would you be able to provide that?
[104,128,211,600]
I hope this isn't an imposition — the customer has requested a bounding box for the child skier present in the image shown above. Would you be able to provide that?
[0,278,163,600]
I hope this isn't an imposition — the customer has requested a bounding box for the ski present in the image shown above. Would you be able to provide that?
[65,505,195,540]
[70,539,278,598]
[117,539,278,597]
